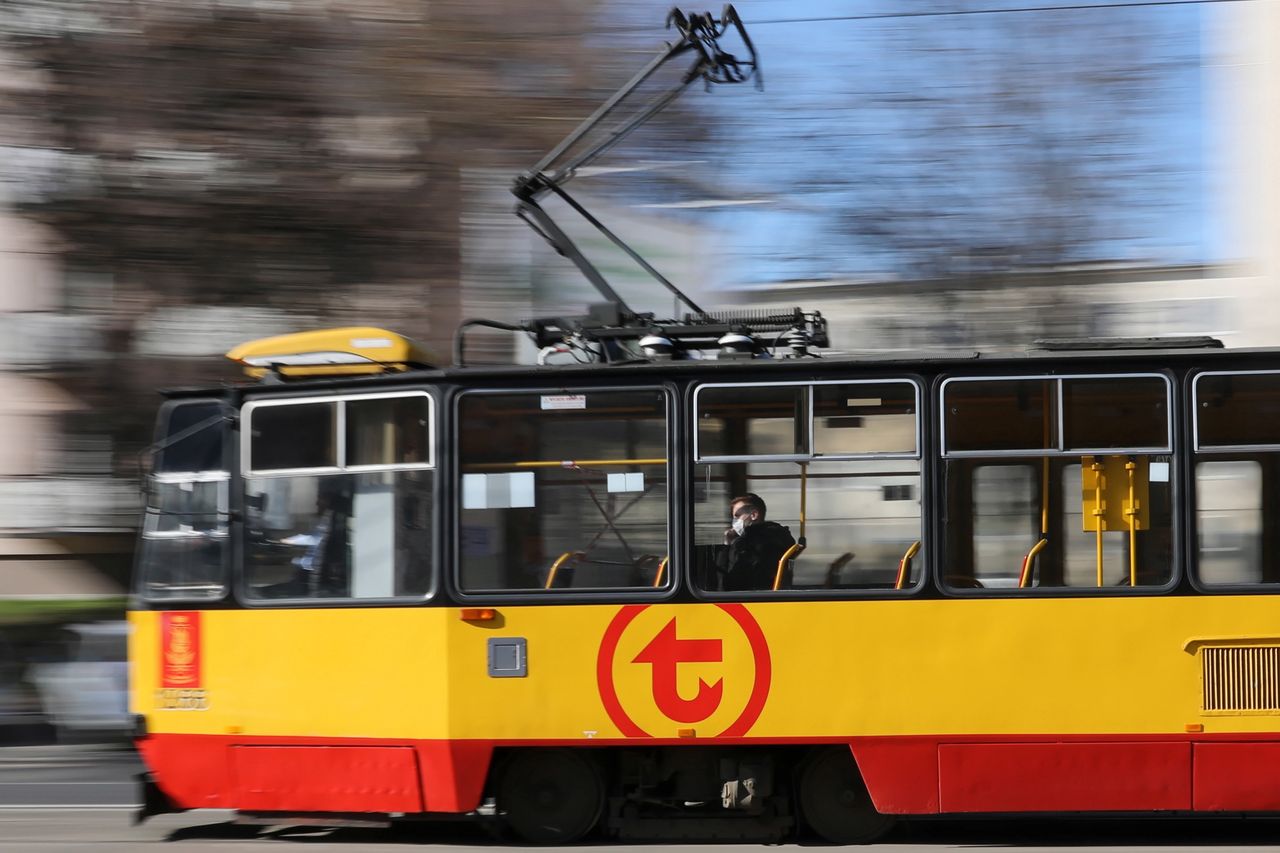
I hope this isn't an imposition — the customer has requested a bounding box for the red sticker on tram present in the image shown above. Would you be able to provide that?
[160,611,201,688]
[597,604,771,738]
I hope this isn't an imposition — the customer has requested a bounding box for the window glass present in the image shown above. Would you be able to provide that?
[692,459,922,592]
[1063,377,1168,450]
[813,382,916,456]
[1197,373,1280,448]
[1196,460,1264,585]
[697,385,805,458]
[944,379,1056,453]
[944,455,1173,592]
[346,395,431,467]
[969,464,1037,589]
[138,400,229,601]
[458,390,669,592]
[250,402,336,471]
[243,470,432,599]
[154,401,224,474]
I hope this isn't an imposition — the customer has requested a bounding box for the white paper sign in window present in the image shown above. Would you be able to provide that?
[541,394,586,410]
[463,472,536,509]
[607,472,645,493]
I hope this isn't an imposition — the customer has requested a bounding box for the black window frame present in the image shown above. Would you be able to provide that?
[936,370,1180,598]
[450,382,680,604]
[236,387,440,607]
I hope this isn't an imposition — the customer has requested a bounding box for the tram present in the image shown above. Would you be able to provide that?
[129,6,1280,845]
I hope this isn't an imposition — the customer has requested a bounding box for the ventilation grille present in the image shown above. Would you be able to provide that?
[1202,646,1280,712]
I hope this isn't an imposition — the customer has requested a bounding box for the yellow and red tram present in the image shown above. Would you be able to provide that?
[129,327,1280,842]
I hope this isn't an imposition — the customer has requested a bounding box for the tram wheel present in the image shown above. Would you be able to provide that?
[496,749,604,844]
[798,746,896,844]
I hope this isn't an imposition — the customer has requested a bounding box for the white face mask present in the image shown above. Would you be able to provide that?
[732,515,749,536]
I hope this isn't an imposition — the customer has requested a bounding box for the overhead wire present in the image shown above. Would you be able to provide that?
[741,0,1250,28]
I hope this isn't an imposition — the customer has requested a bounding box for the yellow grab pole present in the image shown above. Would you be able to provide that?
[545,551,581,589]
[1126,460,1137,587]
[799,461,808,540]
[1093,460,1105,588]
[652,556,669,588]
[773,543,804,591]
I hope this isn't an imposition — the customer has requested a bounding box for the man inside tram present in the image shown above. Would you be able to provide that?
[717,493,796,591]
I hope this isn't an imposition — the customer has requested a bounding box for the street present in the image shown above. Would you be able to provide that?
[2,744,1280,851]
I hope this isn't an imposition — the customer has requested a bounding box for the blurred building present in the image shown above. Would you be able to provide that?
[738,262,1248,354]
[0,1,1275,601]
[0,211,130,597]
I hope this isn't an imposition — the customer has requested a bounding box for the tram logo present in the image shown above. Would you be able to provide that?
[158,611,209,711]
[596,604,771,738]
[160,611,201,688]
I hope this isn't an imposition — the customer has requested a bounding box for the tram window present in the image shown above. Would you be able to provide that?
[944,379,1056,453]
[969,465,1037,588]
[1062,377,1168,450]
[154,401,224,474]
[1059,461,1173,587]
[137,400,229,601]
[346,395,431,467]
[1195,460,1264,585]
[458,389,670,593]
[243,470,432,600]
[1196,373,1280,448]
[813,382,916,456]
[692,459,923,592]
[944,455,1174,591]
[249,402,336,471]
[697,385,805,459]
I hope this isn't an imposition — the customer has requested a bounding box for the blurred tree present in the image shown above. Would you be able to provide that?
[0,0,700,467]
[838,6,1195,279]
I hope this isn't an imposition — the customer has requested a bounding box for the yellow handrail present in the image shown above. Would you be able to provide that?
[652,556,669,588]
[772,542,805,591]
[894,540,922,590]
[1125,459,1138,586]
[1092,460,1105,587]
[466,458,665,471]
[1018,538,1049,589]
[798,462,808,540]
[544,551,583,589]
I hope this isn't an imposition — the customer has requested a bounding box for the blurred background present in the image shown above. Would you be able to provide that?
[0,0,1273,744]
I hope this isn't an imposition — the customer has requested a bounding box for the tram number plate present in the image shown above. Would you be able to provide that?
[155,688,209,711]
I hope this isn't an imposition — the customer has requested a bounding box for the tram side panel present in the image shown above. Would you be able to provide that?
[133,593,1280,816]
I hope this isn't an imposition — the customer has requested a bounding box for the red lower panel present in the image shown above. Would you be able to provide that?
[416,740,493,812]
[939,742,1191,812]
[140,733,1280,817]
[141,734,491,814]
[849,738,939,814]
[233,746,423,813]
[1194,742,1280,811]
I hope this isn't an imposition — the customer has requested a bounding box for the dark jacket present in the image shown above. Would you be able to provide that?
[716,521,796,591]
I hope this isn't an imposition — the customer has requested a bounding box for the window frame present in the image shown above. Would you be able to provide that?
[236,388,439,607]
[242,390,435,476]
[1192,369,1280,453]
[136,397,233,603]
[451,383,680,603]
[693,378,922,464]
[936,371,1179,597]
[691,377,927,600]
[1189,369,1280,593]
[940,372,1173,458]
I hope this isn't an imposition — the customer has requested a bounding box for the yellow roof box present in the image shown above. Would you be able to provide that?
[226,327,439,379]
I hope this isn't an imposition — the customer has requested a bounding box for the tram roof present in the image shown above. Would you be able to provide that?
[162,336,1280,400]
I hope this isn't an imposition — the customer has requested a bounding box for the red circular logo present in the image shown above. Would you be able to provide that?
[596,603,771,738]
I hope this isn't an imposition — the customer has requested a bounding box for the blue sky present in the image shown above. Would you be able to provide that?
[599,0,1211,286]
